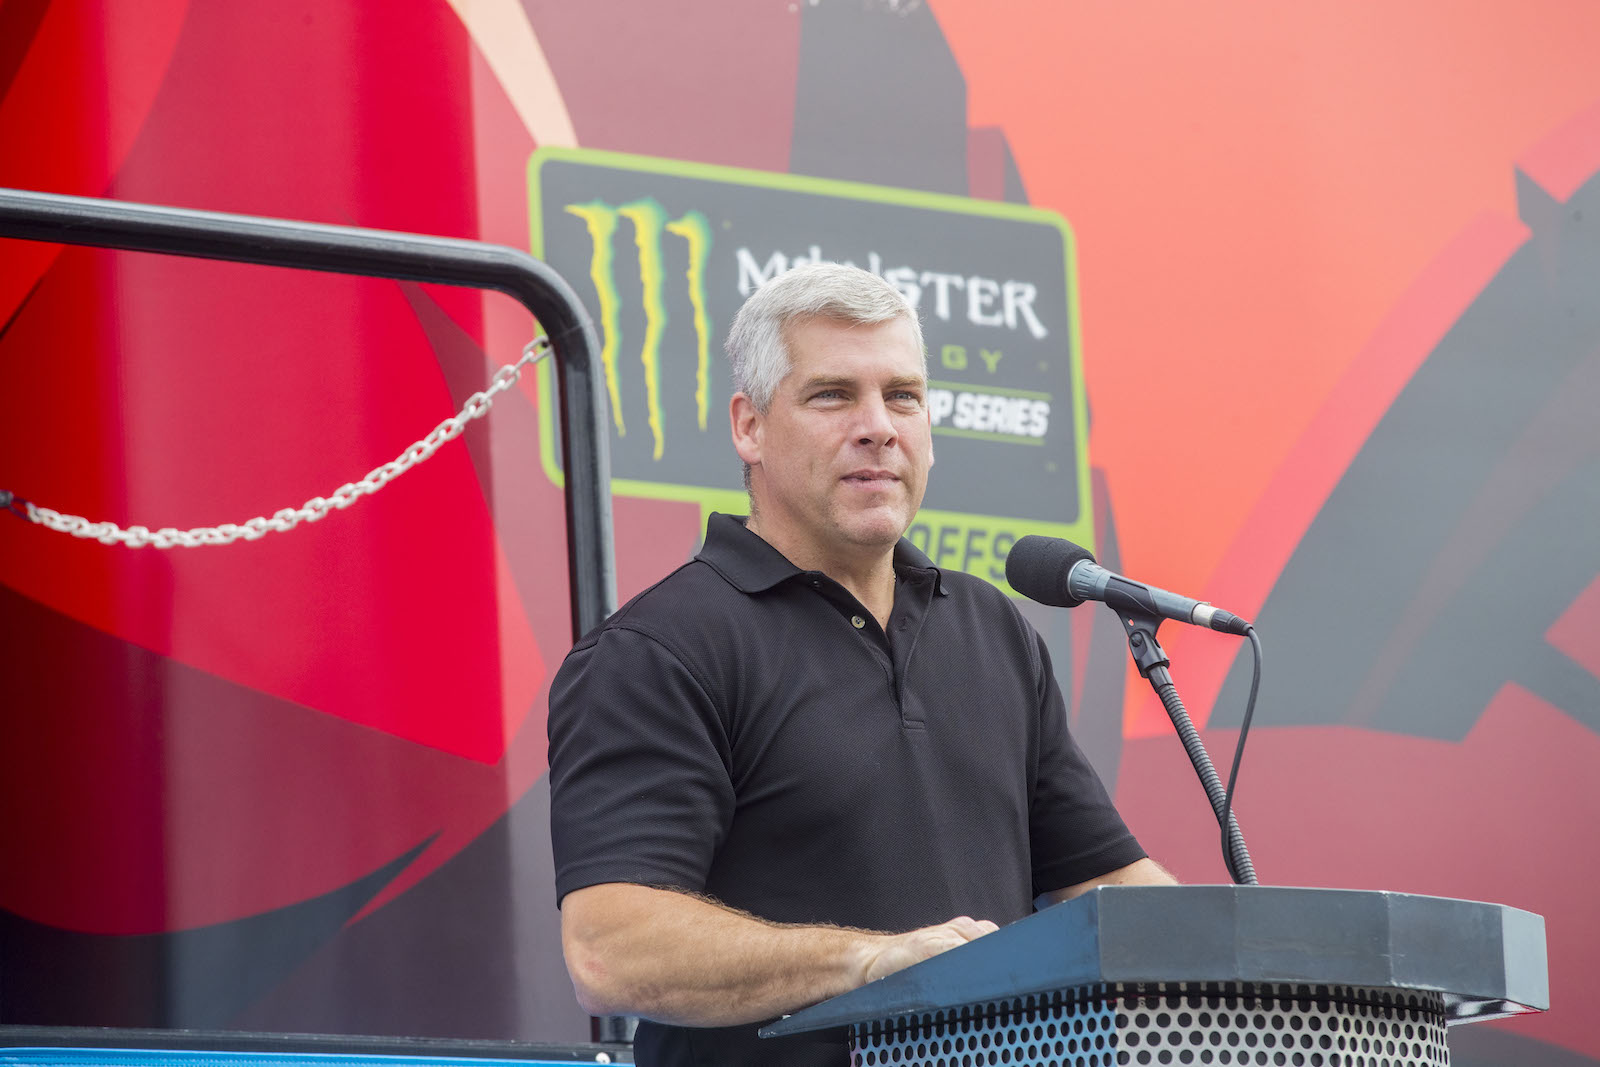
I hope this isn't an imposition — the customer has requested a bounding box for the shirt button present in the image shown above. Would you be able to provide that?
[851,615,866,629]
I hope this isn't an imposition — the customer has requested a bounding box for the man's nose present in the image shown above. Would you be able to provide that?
[854,395,898,446]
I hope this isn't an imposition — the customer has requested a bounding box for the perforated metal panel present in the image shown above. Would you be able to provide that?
[850,982,1450,1067]
[0,1050,621,1066]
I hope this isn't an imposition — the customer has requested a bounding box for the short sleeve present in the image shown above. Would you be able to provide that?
[1028,632,1148,895]
[547,624,737,906]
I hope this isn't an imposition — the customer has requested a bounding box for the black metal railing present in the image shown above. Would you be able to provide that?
[0,186,616,639]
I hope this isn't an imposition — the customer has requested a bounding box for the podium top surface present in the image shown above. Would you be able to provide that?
[761,885,1547,1037]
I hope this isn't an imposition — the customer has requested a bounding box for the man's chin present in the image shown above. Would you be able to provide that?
[836,509,913,549]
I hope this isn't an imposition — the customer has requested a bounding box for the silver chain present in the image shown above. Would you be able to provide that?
[19,337,551,549]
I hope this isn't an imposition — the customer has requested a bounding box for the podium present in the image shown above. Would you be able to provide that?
[761,886,1547,1067]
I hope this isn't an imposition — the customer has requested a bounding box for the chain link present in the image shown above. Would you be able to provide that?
[17,337,551,549]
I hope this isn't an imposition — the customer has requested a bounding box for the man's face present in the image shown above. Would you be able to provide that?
[733,314,932,563]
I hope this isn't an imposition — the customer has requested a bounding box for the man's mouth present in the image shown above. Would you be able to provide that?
[843,470,898,485]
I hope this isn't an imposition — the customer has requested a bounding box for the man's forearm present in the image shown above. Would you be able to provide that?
[1043,857,1179,905]
[561,882,993,1027]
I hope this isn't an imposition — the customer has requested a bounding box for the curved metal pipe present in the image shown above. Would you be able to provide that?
[0,186,616,638]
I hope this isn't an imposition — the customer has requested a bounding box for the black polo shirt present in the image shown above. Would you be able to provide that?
[547,513,1144,1067]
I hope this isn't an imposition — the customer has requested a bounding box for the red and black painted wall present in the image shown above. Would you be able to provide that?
[2,3,1596,1064]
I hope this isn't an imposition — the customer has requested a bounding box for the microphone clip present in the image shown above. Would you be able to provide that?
[1117,610,1173,686]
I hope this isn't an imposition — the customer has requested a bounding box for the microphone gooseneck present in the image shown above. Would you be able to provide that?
[1005,533,1261,886]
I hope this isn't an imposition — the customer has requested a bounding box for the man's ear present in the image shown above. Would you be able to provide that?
[730,392,763,467]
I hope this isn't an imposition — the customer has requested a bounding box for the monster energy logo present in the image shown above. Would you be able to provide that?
[532,147,1095,553]
[564,198,713,460]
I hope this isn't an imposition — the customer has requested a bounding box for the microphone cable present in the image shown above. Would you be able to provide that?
[1219,627,1264,885]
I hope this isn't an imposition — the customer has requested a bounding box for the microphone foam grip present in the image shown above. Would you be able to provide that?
[1005,535,1098,608]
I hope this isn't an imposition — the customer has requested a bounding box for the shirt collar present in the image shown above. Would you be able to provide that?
[697,512,949,596]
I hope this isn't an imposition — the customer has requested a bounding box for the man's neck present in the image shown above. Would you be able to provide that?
[744,516,898,628]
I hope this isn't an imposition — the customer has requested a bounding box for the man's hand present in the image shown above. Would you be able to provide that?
[561,882,998,1027]
[860,916,999,984]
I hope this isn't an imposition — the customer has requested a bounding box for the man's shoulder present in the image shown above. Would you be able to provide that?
[554,558,768,712]
[572,558,747,656]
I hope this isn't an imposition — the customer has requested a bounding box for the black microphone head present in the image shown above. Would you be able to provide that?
[1005,535,1098,607]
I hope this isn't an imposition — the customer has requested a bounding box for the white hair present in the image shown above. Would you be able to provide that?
[724,261,927,412]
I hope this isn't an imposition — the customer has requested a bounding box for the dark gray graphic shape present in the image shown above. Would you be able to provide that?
[0,583,436,1029]
[0,837,429,1028]
[232,772,585,1043]
[1215,171,1600,741]
[791,1,971,195]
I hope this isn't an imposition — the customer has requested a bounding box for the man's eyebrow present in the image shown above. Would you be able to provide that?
[796,374,928,392]
[797,375,855,392]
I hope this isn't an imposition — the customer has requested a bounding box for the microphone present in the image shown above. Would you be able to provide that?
[1005,535,1252,636]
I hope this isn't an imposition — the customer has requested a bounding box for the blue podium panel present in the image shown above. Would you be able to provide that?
[0,1052,620,1067]
[763,886,1547,1038]
[756,887,1547,1067]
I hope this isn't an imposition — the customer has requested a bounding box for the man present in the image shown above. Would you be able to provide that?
[547,262,1174,1066]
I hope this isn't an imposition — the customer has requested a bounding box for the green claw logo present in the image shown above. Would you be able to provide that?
[564,198,713,460]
